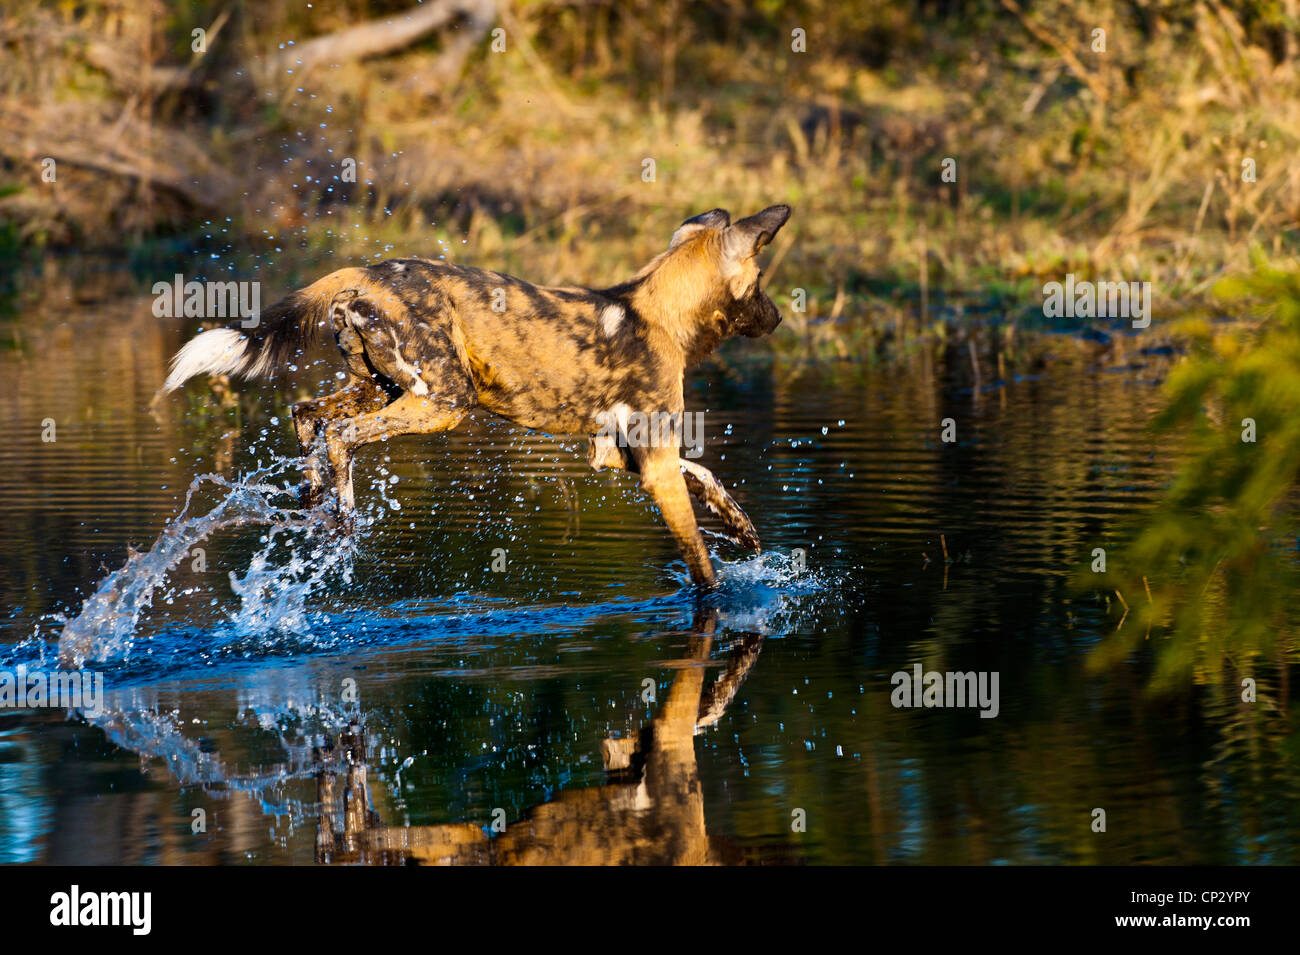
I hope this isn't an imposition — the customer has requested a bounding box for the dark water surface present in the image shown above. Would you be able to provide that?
[1,291,1296,865]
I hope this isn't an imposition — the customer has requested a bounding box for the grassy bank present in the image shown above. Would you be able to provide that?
[1,0,1298,350]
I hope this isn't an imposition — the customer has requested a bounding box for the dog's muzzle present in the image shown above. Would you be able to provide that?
[738,294,783,337]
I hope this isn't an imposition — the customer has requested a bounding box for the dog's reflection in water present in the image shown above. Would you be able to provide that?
[314,610,766,865]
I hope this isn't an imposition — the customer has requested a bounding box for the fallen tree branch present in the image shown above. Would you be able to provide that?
[268,0,496,76]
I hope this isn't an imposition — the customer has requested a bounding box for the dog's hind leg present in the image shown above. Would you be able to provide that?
[291,379,391,507]
[316,285,479,516]
[324,391,468,515]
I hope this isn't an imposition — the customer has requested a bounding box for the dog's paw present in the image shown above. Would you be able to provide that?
[731,524,761,553]
[298,480,326,510]
[309,498,355,535]
[680,459,761,553]
[322,512,356,535]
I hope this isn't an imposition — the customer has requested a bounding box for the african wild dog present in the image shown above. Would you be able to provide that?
[162,205,792,588]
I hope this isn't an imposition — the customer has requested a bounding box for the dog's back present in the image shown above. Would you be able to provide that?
[321,258,664,434]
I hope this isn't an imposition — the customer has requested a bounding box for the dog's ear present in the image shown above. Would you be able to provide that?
[722,204,792,262]
[670,208,730,249]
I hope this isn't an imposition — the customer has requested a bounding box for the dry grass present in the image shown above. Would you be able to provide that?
[2,0,1299,355]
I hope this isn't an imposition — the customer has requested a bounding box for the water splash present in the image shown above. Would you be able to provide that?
[224,519,358,640]
[706,549,845,635]
[48,443,838,676]
[57,459,355,668]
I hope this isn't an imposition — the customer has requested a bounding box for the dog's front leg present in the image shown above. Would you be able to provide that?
[634,446,717,589]
[590,436,759,553]
[679,460,760,552]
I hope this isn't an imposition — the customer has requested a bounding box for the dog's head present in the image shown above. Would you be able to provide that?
[668,205,792,339]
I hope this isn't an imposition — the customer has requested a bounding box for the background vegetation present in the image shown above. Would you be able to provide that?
[2,0,1298,346]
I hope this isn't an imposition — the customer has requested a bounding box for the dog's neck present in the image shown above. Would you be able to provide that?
[618,238,730,367]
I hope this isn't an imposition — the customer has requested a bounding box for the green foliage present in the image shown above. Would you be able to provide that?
[1089,263,1300,690]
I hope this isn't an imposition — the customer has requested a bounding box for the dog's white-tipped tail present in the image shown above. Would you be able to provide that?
[162,328,250,393]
